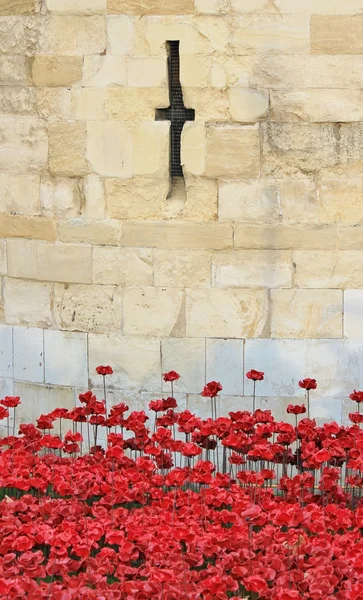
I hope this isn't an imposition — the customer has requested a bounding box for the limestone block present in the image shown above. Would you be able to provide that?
[86,121,132,178]
[0,324,13,378]
[35,88,73,121]
[0,118,47,172]
[161,338,206,394]
[294,251,363,289]
[0,87,36,117]
[122,221,233,250]
[0,55,28,85]
[278,180,319,225]
[205,124,260,178]
[319,179,363,224]
[271,289,343,339]
[213,250,292,288]
[136,17,215,57]
[181,123,206,176]
[4,279,52,327]
[231,0,271,10]
[82,175,105,219]
[83,55,126,87]
[46,0,106,14]
[93,247,153,286]
[0,16,40,55]
[44,330,88,387]
[73,89,107,120]
[107,15,134,54]
[211,62,226,87]
[106,178,169,219]
[7,239,37,279]
[13,326,43,383]
[186,289,268,338]
[108,0,194,15]
[127,57,167,87]
[231,14,310,55]
[49,122,87,177]
[180,55,212,88]
[105,88,168,121]
[194,15,230,52]
[344,290,363,339]
[40,175,82,218]
[123,287,185,336]
[0,240,6,275]
[31,55,82,86]
[38,16,106,55]
[14,382,74,428]
[262,123,337,177]
[182,175,218,221]
[271,90,363,123]
[58,218,122,245]
[306,340,362,399]
[154,249,211,288]
[338,124,363,176]
[229,88,269,122]
[0,174,40,215]
[184,89,229,122]
[338,227,363,250]
[311,15,363,54]
[89,332,161,391]
[195,0,228,14]
[274,0,362,12]
[54,283,122,333]
[36,242,92,284]
[206,339,243,396]
[0,0,39,14]
[242,224,336,250]
[133,121,169,177]
[0,215,56,241]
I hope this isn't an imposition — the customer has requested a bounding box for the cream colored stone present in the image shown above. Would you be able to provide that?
[82,174,105,219]
[7,239,37,279]
[87,121,132,178]
[93,247,153,286]
[122,221,233,250]
[186,288,268,338]
[184,88,229,122]
[15,382,74,427]
[106,178,169,219]
[180,54,213,88]
[35,88,73,121]
[107,15,134,54]
[0,16,40,55]
[0,215,56,241]
[0,174,40,215]
[4,279,52,327]
[231,14,310,55]
[0,0,38,14]
[72,88,106,120]
[59,218,121,245]
[338,124,363,176]
[181,123,206,176]
[234,224,336,250]
[211,62,226,87]
[262,123,337,177]
[46,0,106,14]
[319,179,363,224]
[127,57,167,87]
[133,121,169,177]
[83,55,126,87]
[274,0,363,13]
[311,15,363,54]
[0,241,6,276]
[229,88,269,122]
[195,0,228,13]
[271,289,343,339]
[0,87,36,117]
[38,16,106,55]
[105,88,168,121]
[108,0,194,14]
[213,250,292,288]
[338,227,363,250]
[0,55,28,85]
[154,250,211,287]
[40,175,82,218]
[31,55,82,86]
[49,122,87,177]
[195,15,230,52]
[230,0,270,10]
[0,118,47,172]
[181,175,218,221]
[136,17,216,57]
[344,290,363,340]
[36,242,92,283]
[271,90,363,123]
[123,287,185,336]
[205,124,260,178]
[294,251,363,289]
[54,283,122,333]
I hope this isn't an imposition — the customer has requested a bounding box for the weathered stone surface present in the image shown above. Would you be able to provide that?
[274,0,363,13]
[234,225,336,250]
[0,118,47,172]
[162,338,206,394]
[206,339,244,396]
[306,340,362,399]
[35,88,73,120]
[186,289,268,338]
[271,289,343,338]
[184,88,229,121]
[231,14,310,55]
[0,174,40,215]
[182,123,206,176]
[154,250,211,287]
[36,242,92,283]
[4,279,52,327]
[0,55,28,85]
[229,88,269,122]
[181,175,218,221]
[106,178,169,219]
[58,218,122,245]
[46,0,106,14]
[123,287,185,336]
[49,122,87,177]
[44,330,88,387]
[338,124,363,176]
[0,215,56,240]
[40,175,82,218]
[87,121,132,178]
[133,122,169,177]
[338,226,363,250]
[31,55,82,86]
[83,55,126,87]
[0,87,36,117]
[294,251,363,289]
[93,247,153,286]
[195,0,228,13]
[54,283,122,333]
[213,250,292,288]
[0,17,40,55]
[107,15,134,54]
[0,240,6,276]
[344,290,363,339]
[72,88,106,120]
[13,326,43,384]
[14,382,74,427]
[127,57,167,87]
[271,90,363,123]
[231,0,271,11]
[0,325,13,379]
[108,0,194,15]
[82,174,104,219]
[180,54,213,88]
[7,239,37,279]
[105,88,168,121]
[311,15,363,54]
[205,124,260,178]
[122,221,233,250]
[319,179,363,224]
[38,16,106,55]
[0,0,38,14]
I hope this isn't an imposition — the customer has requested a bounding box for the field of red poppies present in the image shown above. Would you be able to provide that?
[1,367,363,599]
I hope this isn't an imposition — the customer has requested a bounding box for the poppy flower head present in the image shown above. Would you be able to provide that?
[246,370,264,381]
[350,390,363,403]
[287,404,307,415]
[1,396,21,408]
[299,378,317,390]
[163,371,180,382]
[201,381,223,398]
[96,365,113,376]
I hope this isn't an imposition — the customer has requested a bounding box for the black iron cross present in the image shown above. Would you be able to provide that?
[155,41,195,179]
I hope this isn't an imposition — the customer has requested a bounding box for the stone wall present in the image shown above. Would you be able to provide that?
[1,0,363,426]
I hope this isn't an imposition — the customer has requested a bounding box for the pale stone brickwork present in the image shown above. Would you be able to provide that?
[0,0,363,426]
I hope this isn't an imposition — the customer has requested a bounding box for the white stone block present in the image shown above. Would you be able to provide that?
[206,339,244,396]
[127,58,167,88]
[161,338,205,394]
[13,327,44,384]
[344,290,363,339]
[309,395,342,426]
[0,325,13,379]
[107,16,134,55]
[86,122,133,178]
[187,394,251,420]
[244,339,307,397]
[0,378,14,397]
[44,330,88,387]
[305,340,360,399]
[14,382,75,429]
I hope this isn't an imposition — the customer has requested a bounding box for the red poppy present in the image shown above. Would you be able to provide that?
[96,365,113,376]
[201,381,223,397]
[246,370,265,381]
[1,396,21,408]
[287,404,307,415]
[350,390,363,403]
[299,378,317,390]
[0,406,9,420]
[163,371,180,382]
